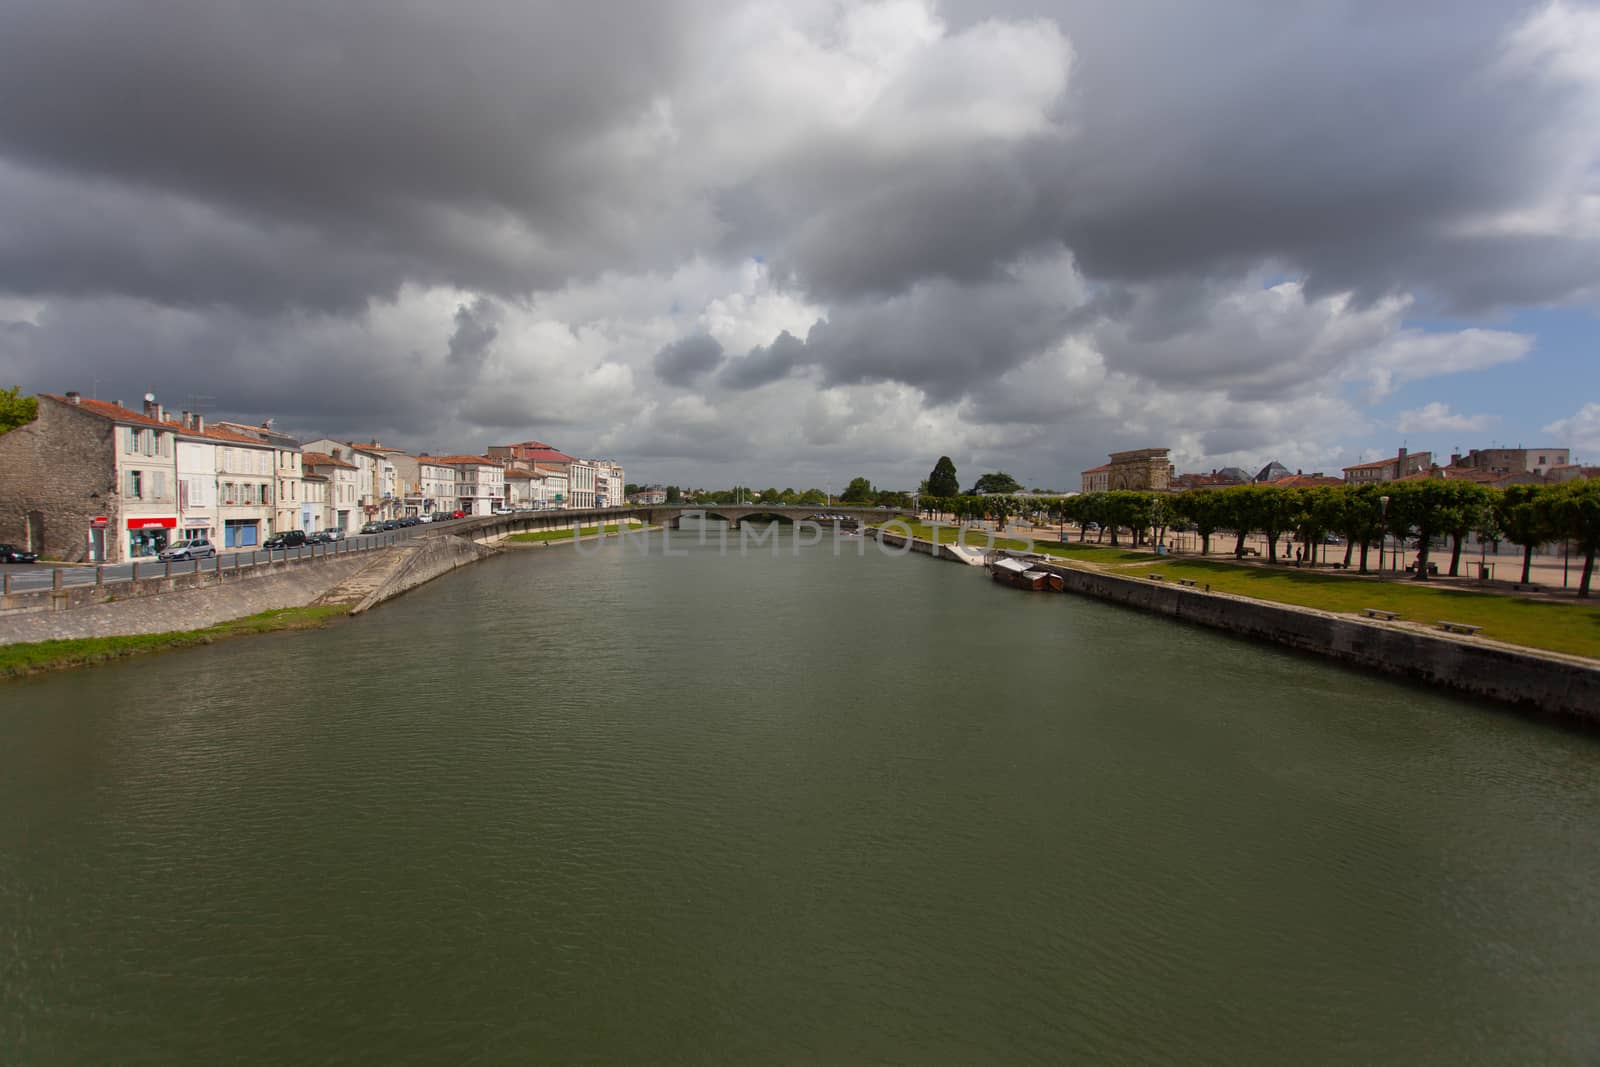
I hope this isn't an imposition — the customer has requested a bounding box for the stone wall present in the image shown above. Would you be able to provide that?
[1039,564,1600,724]
[866,527,1600,723]
[0,551,380,645]
[0,398,117,562]
[351,533,499,614]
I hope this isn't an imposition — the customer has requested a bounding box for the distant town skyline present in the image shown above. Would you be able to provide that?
[1,1,1597,489]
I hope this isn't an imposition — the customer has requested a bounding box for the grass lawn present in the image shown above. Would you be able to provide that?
[0,605,351,680]
[1104,558,1600,660]
[505,522,644,544]
[876,521,1151,564]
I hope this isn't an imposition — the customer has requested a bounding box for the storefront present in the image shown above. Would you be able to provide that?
[223,519,261,548]
[126,517,176,558]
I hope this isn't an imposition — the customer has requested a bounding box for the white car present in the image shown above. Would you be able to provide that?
[158,538,217,561]
[493,505,514,515]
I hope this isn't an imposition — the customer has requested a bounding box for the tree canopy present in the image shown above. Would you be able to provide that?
[927,456,960,498]
[0,385,37,435]
[968,471,1021,495]
[840,476,875,503]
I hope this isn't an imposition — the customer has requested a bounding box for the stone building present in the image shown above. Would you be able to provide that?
[213,419,305,534]
[1342,447,1432,484]
[487,441,598,508]
[1448,447,1570,477]
[1107,448,1174,491]
[1080,463,1111,493]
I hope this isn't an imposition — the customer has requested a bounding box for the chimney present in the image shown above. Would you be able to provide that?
[1450,452,1462,466]
[65,391,81,405]
[193,414,204,434]
[1398,446,1407,463]
[142,396,158,419]
[180,410,191,429]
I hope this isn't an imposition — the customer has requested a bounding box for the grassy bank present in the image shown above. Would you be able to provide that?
[1101,558,1600,659]
[875,520,1600,660]
[877,521,1151,564]
[0,605,352,680]
[504,522,645,544]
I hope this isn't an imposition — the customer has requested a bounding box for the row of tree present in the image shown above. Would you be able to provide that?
[917,479,1600,597]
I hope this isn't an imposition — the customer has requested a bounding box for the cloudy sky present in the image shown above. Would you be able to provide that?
[1,0,1597,489]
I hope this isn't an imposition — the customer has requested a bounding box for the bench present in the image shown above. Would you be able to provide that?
[1147,573,1166,581]
[1436,621,1483,636]
[1329,562,1346,570]
[1363,608,1400,621]
[1176,578,1197,588]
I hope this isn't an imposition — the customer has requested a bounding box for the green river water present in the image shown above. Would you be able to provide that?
[3,526,1598,1064]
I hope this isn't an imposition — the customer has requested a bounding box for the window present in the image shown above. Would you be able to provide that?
[126,469,142,498]
[152,471,165,499]
[1539,455,1547,466]
[126,427,138,452]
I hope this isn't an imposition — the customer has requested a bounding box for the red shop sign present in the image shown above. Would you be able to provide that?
[126,517,177,530]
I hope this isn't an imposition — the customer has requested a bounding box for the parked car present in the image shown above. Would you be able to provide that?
[416,514,433,523]
[432,511,455,523]
[452,510,465,519]
[0,543,39,564]
[322,528,346,542]
[493,505,514,515]
[263,530,308,549]
[382,519,401,531]
[360,521,384,534]
[158,538,216,561]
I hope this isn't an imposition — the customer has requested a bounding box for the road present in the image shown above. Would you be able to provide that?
[0,517,481,593]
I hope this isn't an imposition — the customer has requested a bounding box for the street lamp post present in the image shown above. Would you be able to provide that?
[1379,494,1391,576]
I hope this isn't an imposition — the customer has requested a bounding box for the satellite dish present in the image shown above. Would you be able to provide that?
[143,392,156,403]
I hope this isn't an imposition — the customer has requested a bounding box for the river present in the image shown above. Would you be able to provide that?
[3,525,1598,1064]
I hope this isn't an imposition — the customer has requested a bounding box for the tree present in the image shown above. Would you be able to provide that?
[928,456,960,498]
[1438,482,1493,577]
[0,385,37,434]
[969,471,1022,495]
[664,485,683,504]
[1549,479,1600,597]
[1493,485,1553,584]
[1175,490,1224,555]
[985,494,1016,532]
[841,476,875,503]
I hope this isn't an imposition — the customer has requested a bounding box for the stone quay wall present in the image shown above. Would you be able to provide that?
[865,528,1600,724]
[0,551,380,645]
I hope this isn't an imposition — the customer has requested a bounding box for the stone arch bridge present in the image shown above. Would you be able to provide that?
[445,504,915,542]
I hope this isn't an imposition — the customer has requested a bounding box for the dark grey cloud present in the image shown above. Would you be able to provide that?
[447,299,499,369]
[0,0,715,311]
[0,0,1593,486]
[722,260,1078,401]
[654,333,724,386]
[718,331,805,390]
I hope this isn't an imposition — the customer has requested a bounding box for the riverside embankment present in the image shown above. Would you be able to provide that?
[868,526,1600,723]
[0,532,500,646]
[0,509,650,650]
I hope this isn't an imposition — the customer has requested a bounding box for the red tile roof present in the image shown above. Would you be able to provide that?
[1081,463,1111,474]
[1274,474,1345,487]
[302,451,356,470]
[46,394,276,446]
[498,443,579,464]
[1342,455,1402,471]
[434,455,503,467]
